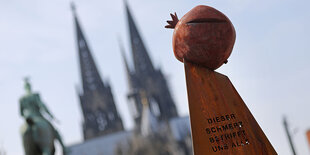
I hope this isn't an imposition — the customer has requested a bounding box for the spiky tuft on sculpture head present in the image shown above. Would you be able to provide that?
[165,13,179,29]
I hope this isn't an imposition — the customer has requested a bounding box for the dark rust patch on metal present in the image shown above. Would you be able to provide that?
[186,18,227,24]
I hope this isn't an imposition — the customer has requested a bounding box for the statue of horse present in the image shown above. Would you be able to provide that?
[19,78,67,155]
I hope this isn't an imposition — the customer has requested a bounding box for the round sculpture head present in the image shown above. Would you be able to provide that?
[166,5,236,70]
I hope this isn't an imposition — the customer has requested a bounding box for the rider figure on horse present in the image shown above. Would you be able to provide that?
[20,78,67,155]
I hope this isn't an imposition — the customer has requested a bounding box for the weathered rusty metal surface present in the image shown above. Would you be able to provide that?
[184,60,277,155]
[166,5,276,154]
[167,5,235,70]
[306,130,310,151]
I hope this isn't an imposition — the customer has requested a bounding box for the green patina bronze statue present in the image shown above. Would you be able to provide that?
[19,78,67,155]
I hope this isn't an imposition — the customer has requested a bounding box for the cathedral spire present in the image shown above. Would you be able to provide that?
[70,2,76,15]
[118,37,133,89]
[72,4,124,140]
[118,37,143,126]
[72,4,105,92]
[125,2,154,77]
[123,1,178,122]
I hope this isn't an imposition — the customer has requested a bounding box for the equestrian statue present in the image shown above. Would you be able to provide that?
[19,78,67,155]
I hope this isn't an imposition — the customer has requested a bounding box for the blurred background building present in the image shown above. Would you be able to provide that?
[67,2,192,155]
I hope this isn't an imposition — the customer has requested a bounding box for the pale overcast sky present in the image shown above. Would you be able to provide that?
[0,0,309,154]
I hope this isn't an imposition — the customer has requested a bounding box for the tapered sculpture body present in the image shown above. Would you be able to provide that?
[185,61,276,154]
[166,5,277,155]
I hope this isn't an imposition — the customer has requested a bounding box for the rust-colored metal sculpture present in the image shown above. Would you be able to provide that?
[166,5,277,154]
[166,5,235,70]
[306,130,310,152]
